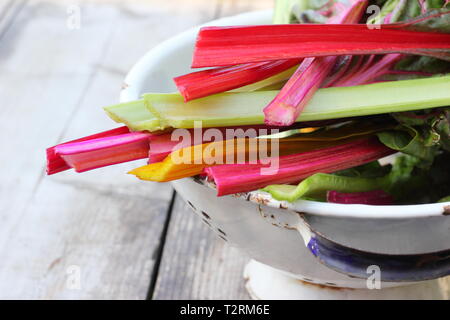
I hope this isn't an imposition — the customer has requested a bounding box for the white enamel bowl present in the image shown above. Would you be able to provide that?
[120,10,450,289]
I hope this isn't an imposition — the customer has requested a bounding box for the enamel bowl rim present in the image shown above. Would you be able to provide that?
[120,9,450,220]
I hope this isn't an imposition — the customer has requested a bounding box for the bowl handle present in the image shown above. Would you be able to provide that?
[295,215,450,282]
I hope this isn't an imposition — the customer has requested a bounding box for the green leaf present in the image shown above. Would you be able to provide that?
[391,107,450,152]
[433,108,450,150]
[438,195,450,202]
[367,0,421,24]
[335,161,391,178]
[377,126,439,165]
[402,9,450,33]
[395,56,450,74]
[367,0,446,25]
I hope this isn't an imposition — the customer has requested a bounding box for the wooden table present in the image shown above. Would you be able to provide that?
[0,0,272,299]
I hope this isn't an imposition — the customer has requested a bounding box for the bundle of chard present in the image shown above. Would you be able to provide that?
[47,0,450,205]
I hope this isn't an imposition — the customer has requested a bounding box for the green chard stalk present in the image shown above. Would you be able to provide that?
[103,75,450,132]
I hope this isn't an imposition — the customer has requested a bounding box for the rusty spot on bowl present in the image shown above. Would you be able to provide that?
[278,202,288,209]
[297,279,351,291]
[443,205,450,216]
[121,82,129,90]
[249,193,271,206]
[282,223,297,230]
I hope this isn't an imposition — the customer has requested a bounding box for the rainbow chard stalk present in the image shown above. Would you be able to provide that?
[47,126,130,174]
[174,59,302,102]
[332,53,403,87]
[148,133,179,164]
[147,124,294,164]
[191,13,450,67]
[263,0,368,126]
[328,0,425,88]
[204,138,395,196]
[172,0,307,102]
[263,56,337,125]
[127,73,450,132]
[47,128,152,174]
[327,189,394,205]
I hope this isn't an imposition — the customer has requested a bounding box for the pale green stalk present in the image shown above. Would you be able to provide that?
[104,75,450,132]
[103,99,162,131]
[263,173,388,202]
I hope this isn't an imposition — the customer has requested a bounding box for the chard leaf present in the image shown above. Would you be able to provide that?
[438,195,450,202]
[433,108,450,150]
[394,56,450,74]
[386,152,450,203]
[297,9,328,23]
[401,9,450,33]
[335,161,391,178]
[377,126,439,165]
[392,107,450,151]
[368,0,446,25]
[367,0,433,24]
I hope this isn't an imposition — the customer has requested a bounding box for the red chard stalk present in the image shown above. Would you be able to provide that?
[263,0,369,126]
[327,190,394,205]
[204,138,395,196]
[174,59,301,102]
[192,14,450,67]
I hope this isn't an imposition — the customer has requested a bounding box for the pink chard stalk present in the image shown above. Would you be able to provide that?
[47,126,130,174]
[327,190,394,205]
[263,0,369,126]
[47,127,153,174]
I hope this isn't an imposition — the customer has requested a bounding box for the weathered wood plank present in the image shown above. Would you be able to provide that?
[0,0,12,14]
[151,0,273,300]
[0,0,13,18]
[152,196,251,300]
[0,0,25,38]
[0,0,218,299]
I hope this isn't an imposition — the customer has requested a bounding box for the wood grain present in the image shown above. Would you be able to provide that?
[0,0,26,40]
[152,196,251,300]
